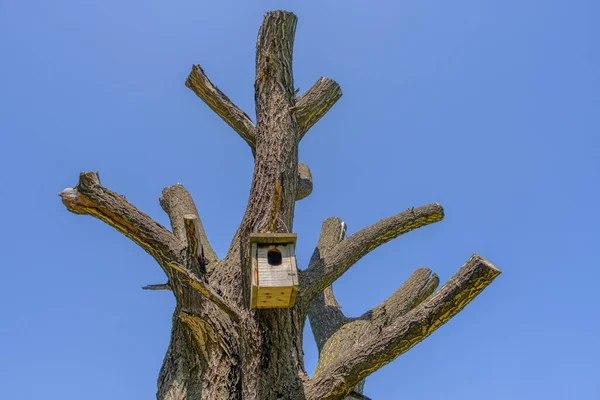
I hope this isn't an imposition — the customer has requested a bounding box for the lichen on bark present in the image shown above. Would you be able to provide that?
[59,10,501,400]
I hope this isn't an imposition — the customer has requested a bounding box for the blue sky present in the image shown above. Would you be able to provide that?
[1,0,598,398]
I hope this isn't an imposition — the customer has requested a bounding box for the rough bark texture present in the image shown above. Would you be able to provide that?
[59,10,501,400]
[295,77,342,141]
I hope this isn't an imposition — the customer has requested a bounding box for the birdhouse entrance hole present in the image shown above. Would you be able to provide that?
[267,249,282,266]
[250,233,299,309]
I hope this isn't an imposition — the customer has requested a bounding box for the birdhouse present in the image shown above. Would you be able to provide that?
[250,233,298,309]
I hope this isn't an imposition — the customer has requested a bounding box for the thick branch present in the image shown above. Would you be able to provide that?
[59,172,181,268]
[295,77,342,140]
[186,51,340,149]
[301,203,445,304]
[160,184,218,265]
[186,64,256,148]
[306,254,501,400]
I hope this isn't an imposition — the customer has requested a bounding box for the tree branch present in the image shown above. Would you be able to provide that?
[186,55,341,149]
[296,162,313,201]
[300,203,445,304]
[186,64,257,148]
[295,77,342,140]
[59,172,181,268]
[160,184,218,265]
[360,267,439,325]
[186,58,321,204]
[306,254,501,400]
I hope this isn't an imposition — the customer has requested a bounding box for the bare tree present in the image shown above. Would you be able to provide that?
[59,11,501,400]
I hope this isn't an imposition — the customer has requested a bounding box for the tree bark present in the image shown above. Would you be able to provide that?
[59,10,501,400]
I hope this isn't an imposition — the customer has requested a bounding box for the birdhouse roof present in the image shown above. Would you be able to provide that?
[250,232,297,245]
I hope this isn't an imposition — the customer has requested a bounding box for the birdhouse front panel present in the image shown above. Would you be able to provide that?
[250,233,298,309]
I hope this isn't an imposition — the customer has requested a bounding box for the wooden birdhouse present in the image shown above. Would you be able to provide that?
[250,233,298,309]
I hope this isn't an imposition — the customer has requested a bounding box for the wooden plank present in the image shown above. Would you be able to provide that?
[250,232,297,244]
[288,243,298,306]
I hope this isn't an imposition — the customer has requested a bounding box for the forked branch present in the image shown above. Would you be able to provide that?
[305,254,501,400]
[300,203,445,304]
[185,65,314,202]
[186,65,341,150]
[59,172,181,268]
[58,173,237,322]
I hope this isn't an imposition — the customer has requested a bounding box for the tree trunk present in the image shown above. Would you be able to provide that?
[59,10,501,400]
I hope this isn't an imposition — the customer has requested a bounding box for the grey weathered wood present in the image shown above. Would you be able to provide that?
[250,232,297,244]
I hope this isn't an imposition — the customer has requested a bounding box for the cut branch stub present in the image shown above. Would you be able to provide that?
[184,214,207,276]
[160,184,218,265]
[296,162,313,200]
[184,214,202,259]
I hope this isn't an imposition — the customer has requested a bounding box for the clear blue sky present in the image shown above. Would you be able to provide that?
[1,1,598,398]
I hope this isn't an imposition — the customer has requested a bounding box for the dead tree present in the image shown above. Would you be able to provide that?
[59,11,501,400]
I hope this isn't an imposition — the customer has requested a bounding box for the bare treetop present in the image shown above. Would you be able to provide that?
[60,10,500,400]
